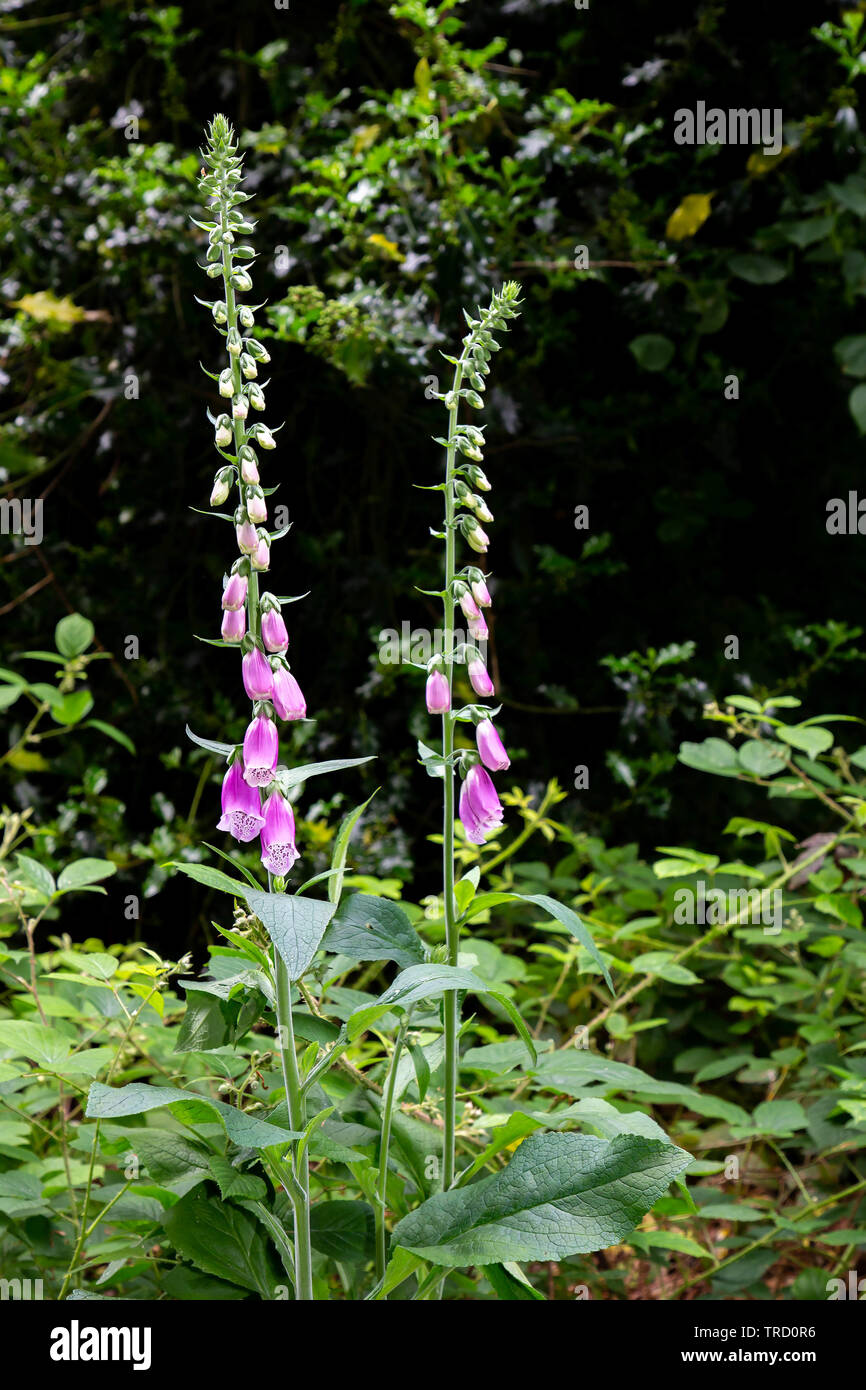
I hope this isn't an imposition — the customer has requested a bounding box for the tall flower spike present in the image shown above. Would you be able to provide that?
[422,282,522,1195]
[196,114,309,846]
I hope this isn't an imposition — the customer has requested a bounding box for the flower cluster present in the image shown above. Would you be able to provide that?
[425,282,522,844]
[197,115,304,875]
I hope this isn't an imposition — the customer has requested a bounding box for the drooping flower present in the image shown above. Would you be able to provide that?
[239,449,259,484]
[221,606,245,643]
[210,469,232,507]
[468,612,488,642]
[470,574,492,609]
[468,657,494,697]
[246,489,267,524]
[260,789,300,875]
[465,520,489,553]
[426,669,450,714]
[262,609,289,654]
[459,764,504,844]
[242,714,279,786]
[272,666,306,721]
[236,516,258,554]
[476,718,510,772]
[222,572,248,611]
[242,646,274,700]
[217,761,265,842]
[251,533,271,571]
[455,584,480,621]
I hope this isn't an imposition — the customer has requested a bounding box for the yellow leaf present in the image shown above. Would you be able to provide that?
[352,123,380,156]
[414,57,432,99]
[11,290,86,325]
[746,146,792,178]
[665,193,713,242]
[5,749,50,772]
[366,233,404,263]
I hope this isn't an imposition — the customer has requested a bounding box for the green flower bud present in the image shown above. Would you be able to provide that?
[218,368,234,397]
[226,327,242,356]
[232,395,249,421]
[245,338,271,363]
[231,269,253,292]
[211,301,228,325]
[247,383,266,411]
[240,353,257,379]
[238,305,255,328]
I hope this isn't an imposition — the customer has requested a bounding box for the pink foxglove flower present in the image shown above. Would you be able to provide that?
[272,666,306,721]
[221,607,245,643]
[217,761,265,842]
[243,714,278,786]
[466,523,489,554]
[251,534,270,571]
[470,575,492,608]
[426,669,450,714]
[458,764,504,844]
[456,585,480,620]
[240,454,259,484]
[468,612,488,642]
[247,490,267,524]
[242,647,274,700]
[210,471,231,507]
[476,718,510,772]
[262,609,289,653]
[222,572,248,611]
[468,657,494,697]
[260,789,300,875]
[236,517,258,554]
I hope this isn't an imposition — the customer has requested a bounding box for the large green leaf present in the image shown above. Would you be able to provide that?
[309,1199,375,1263]
[322,892,425,968]
[56,858,117,893]
[328,793,377,906]
[392,1131,691,1266]
[85,1081,300,1149]
[346,963,536,1063]
[164,1186,280,1296]
[244,889,337,980]
[0,1020,70,1070]
[465,891,612,991]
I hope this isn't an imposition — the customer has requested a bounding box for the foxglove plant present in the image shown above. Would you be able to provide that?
[423,283,521,1189]
[191,114,321,1298]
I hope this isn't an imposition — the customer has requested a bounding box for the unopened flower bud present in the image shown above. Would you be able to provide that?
[245,339,271,363]
[463,517,489,553]
[468,612,488,642]
[222,571,248,611]
[236,514,258,554]
[471,495,493,524]
[272,666,306,721]
[476,718,510,772]
[470,573,492,608]
[243,647,275,701]
[212,301,228,325]
[240,353,257,380]
[250,424,276,449]
[262,608,289,654]
[239,448,259,484]
[221,606,246,643]
[218,368,234,398]
[226,328,242,356]
[468,657,494,697]
[210,468,232,507]
[232,269,253,292]
[251,532,271,571]
[247,383,266,411]
[232,395,249,421]
[238,305,255,328]
[246,487,267,524]
[214,415,232,447]
[426,669,450,714]
[454,583,480,621]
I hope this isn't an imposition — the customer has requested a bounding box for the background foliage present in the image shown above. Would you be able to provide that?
[3,0,866,1302]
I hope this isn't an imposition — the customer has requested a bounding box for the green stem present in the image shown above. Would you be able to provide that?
[441,360,463,1193]
[375,1013,410,1285]
[274,951,314,1301]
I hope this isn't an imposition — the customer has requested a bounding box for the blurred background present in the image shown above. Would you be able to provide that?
[3,0,866,952]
